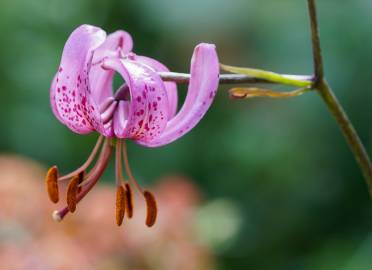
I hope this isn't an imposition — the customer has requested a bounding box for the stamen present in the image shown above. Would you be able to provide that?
[46,166,59,203]
[99,97,115,113]
[74,138,113,205]
[144,190,157,227]
[77,171,85,194]
[59,136,104,181]
[66,174,80,213]
[52,138,114,222]
[101,101,118,124]
[115,139,124,187]
[125,183,134,218]
[122,140,144,194]
[116,139,134,219]
[116,185,126,226]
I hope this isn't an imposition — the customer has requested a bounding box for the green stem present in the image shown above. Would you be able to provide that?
[307,0,372,195]
[307,0,324,80]
[318,80,372,195]
[220,64,313,88]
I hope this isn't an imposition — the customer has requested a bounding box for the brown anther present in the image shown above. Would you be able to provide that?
[116,185,126,226]
[66,175,80,213]
[125,183,134,218]
[144,190,157,227]
[46,166,59,203]
[77,171,85,194]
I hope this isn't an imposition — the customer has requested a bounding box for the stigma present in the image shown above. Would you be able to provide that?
[46,136,158,227]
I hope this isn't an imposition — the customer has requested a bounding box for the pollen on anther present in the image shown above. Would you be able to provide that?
[144,190,157,227]
[67,175,80,213]
[116,185,126,226]
[46,166,59,203]
[125,183,134,218]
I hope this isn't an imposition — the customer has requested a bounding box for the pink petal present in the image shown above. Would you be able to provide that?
[50,75,64,123]
[135,55,178,119]
[137,43,219,147]
[112,100,129,137]
[103,58,169,140]
[52,25,106,134]
[90,30,133,106]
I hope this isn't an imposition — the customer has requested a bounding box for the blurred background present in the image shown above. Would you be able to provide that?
[1,0,372,269]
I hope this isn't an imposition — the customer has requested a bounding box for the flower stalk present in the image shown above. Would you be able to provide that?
[220,64,313,87]
[156,0,372,197]
[159,71,314,86]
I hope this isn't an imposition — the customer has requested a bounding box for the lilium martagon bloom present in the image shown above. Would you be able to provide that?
[47,25,219,227]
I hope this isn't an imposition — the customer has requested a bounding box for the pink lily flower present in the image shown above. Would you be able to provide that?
[47,25,219,227]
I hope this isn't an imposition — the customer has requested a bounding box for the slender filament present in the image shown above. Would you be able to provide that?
[115,139,125,186]
[122,140,144,194]
[53,138,113,221]
[59,136,104,181]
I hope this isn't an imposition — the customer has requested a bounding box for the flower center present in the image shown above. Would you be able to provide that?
[114,83,130,101]
[98,84,131,128]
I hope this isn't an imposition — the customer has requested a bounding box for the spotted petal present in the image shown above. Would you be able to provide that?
[50,75,64,124]
[137,43,219,147]
[135,55,178,119]
[51,25,106,134]
[103,58,169,140]
[90,30,133,106]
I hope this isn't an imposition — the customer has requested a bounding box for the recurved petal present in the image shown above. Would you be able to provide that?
[52,25,106,134]
[103,58,168,140]
[90,30,133,106]
[137,43,219,147]
[95,30,133,57]
[135,55,178,119]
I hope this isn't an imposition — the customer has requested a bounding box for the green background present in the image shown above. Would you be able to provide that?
[0,0,372,269]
